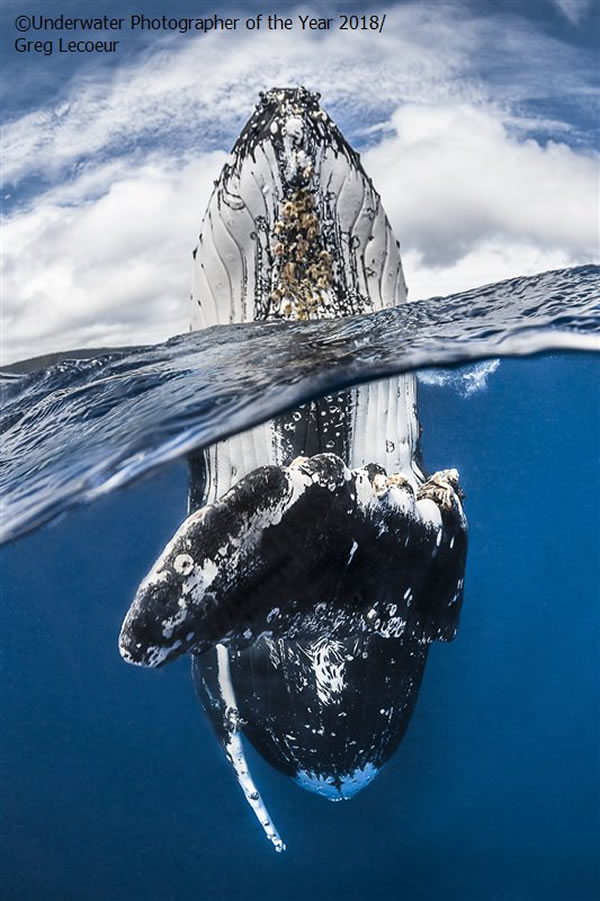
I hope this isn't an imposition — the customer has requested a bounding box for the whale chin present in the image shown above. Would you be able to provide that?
[193,632,429,802]
[295,763,379,801]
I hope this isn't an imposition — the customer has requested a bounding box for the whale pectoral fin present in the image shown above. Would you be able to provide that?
[119,454,351,666]
[119,454,467,668]
[191,647,286,853]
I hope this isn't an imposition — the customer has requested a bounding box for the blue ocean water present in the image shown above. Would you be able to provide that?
[1,275,599,899]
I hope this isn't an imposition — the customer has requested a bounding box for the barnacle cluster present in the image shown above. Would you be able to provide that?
[369,468,463,510]
[269,187,333,320]
[417,469,463,510]
[372,472,415,499]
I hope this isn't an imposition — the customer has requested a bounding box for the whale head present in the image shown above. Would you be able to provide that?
[192,86,407,328]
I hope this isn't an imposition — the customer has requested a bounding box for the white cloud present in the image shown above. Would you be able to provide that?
[0,13,464,189]
[1,2,598,363]
[3,3,596,190]
[553,0,592,26]
[402,240,590,303]
[2,153,226,362]
[364,102,599,290]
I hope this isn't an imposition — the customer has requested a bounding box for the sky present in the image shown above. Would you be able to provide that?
[1,0,599,364]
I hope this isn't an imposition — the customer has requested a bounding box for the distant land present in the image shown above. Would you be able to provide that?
[2,346,134,374]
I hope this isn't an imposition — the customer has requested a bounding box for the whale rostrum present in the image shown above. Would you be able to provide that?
[119,88,468,852]
[191,85,407,329]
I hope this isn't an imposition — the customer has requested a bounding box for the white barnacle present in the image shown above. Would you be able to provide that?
[174,553,194,575]
[373,473,388,498]
[290,455,309,467]
[285,115,304,140]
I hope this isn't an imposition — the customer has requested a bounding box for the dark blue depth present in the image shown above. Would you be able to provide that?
[1,353,599,901]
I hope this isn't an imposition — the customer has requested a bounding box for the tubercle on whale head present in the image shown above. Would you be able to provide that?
[231,86,360,176]
[191,86,408,329]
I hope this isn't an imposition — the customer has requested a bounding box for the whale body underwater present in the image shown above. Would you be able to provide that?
[118,87,468,851]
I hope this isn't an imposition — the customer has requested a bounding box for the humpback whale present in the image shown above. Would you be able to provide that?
[119,88,467,852]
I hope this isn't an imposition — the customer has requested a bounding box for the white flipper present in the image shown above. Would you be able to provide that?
[216,644,286,853]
